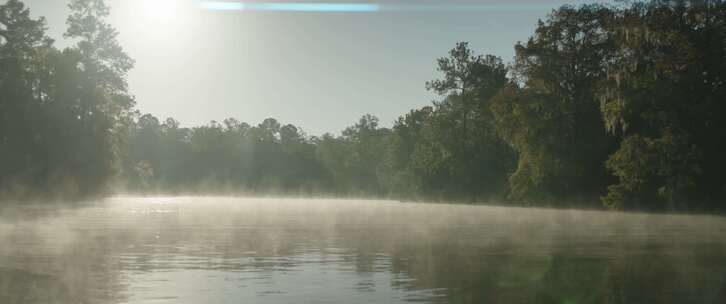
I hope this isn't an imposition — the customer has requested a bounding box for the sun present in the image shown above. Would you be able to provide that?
[114,0,196,44]
[140,0,180,25]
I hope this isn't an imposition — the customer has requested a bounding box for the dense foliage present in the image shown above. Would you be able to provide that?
[1,0,133,199]
[2,0,725,211]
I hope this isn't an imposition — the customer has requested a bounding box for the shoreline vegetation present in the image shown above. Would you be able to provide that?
[1,0,725,212]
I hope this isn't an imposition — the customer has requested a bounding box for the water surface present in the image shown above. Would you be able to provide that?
[1,197,725,303]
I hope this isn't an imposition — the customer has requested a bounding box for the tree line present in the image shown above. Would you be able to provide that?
[1,0,133,199]
[2,0,725,211]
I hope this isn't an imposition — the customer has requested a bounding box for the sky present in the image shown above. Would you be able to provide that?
[19,0,608,135]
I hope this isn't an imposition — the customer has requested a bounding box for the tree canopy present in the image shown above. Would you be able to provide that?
[2,0,725,211]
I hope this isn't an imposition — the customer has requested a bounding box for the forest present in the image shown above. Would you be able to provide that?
[1,0,725,211]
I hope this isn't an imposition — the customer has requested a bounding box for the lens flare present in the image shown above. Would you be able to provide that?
[200,2,381,12]
[199,1,588,13]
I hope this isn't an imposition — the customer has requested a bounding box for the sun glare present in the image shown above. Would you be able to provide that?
[140,0,181,26]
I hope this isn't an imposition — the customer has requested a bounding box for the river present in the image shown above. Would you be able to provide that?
[1,197,725,303]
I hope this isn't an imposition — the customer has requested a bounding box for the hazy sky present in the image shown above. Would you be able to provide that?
[20,0,607,135]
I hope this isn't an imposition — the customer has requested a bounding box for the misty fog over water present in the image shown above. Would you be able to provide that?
[2,197,726,303]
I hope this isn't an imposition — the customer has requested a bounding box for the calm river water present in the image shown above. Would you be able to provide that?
[1,197,726,303]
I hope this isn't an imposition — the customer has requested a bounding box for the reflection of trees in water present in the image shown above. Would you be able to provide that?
[3,200,726,304]
[0,231,131,303]
[228,208,726,304]
[603,248,726,304]
[305,210,726,304]
[373,239,726,303]
[0,268,73,303]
